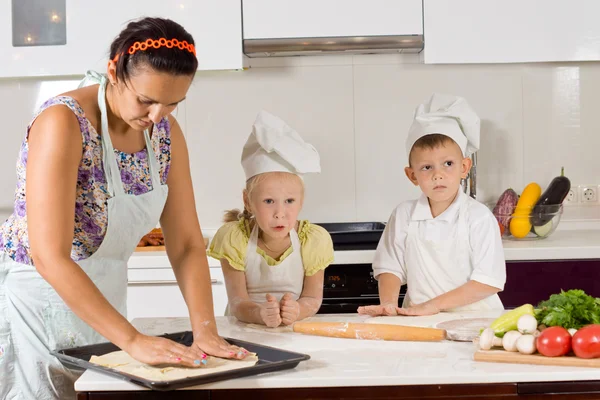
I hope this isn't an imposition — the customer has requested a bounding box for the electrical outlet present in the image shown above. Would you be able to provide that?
[564,188,578,205]
[580,185,598,203]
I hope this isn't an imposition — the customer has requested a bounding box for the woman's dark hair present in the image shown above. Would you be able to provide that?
[109,17,198,83]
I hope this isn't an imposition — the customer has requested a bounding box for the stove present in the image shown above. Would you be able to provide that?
[315,222,406,314]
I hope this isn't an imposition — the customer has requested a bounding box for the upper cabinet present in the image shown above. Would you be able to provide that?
[0,0,244,78]
[423,0,600,64]
[242,0,423,39]
[242,0,423,57]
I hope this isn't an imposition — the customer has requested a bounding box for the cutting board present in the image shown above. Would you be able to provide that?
[474,350,600,368]
[135,237,209,252]
[135,245,166,252]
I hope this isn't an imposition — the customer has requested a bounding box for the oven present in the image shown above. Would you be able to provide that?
[314,222,406,314]
[320,263,406,314]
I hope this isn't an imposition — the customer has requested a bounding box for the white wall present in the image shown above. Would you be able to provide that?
[0,55,598,230]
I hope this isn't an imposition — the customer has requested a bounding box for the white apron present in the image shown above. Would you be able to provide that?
[0,71,168,400]
[225,225,304,315]
[403,199,503,312]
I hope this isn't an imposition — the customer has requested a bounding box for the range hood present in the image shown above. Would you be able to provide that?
[243,35,424,58]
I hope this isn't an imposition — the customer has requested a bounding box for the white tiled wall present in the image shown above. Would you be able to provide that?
[1,56,599,229]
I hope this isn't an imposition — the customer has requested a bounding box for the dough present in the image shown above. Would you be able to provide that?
[89,351,259,382]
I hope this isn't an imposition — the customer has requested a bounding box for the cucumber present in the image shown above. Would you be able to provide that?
[531,167,570,227]
[533,220,553,237]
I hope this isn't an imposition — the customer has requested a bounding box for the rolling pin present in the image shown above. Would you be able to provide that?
[292,322,446,342]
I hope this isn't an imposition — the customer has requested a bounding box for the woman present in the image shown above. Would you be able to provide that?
[0,17,247,399]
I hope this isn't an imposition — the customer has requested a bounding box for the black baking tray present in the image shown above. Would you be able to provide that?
[52,331,310,391]
[315,222,385,250]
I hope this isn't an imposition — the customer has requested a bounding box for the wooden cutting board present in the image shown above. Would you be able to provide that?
[135,237,209,252]
[135,245,166,252]
[474,350,600,368]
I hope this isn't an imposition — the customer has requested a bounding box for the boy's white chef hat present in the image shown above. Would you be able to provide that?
[406,93,480,158]
[241,110,321,180]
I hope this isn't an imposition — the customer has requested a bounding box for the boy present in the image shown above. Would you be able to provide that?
[359,94,506,317]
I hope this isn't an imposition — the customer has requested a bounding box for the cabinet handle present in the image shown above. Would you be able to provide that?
[128,280,177,286]
[128,279,220,285]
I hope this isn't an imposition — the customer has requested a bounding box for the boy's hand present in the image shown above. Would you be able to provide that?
[280,293,300,325]
[357,303,400,316]
[396,301,439,316]
[259,294,282,327]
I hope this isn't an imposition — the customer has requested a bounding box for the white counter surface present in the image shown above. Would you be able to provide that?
[75,312,600,392]
[130,229,600,273]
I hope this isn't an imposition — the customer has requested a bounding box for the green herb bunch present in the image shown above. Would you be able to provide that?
[535,289,600,329]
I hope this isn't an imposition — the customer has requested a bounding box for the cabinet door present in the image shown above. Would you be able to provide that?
[127,268,228,320]
[424,0,600,64]
[1,0,243,77]
[499,259,600,309]
[242,0,423,39]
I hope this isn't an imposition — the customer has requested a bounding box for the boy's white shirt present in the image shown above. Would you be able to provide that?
[373,190,506,310]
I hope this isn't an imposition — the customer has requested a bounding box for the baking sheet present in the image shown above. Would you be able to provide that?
[52,331,310,391]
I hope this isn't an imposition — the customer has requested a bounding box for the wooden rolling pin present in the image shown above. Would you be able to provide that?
[292,322,446,342]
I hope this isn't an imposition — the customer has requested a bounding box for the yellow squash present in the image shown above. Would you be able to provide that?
[509,182,542,238]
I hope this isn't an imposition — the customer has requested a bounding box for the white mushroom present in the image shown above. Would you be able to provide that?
[516,334,537,355]
[502,330,522,352]
[568,328,578,336]
[479,328,503,350]
[517,314,538,334]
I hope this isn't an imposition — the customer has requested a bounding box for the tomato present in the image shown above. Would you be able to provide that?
[536,326,572,357]
[572,325,600,359]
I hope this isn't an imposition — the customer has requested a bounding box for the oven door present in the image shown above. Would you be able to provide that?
[319,263,406,314]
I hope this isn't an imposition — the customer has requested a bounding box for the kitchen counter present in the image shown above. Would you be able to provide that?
[130,229,600,268]
[75,312,600,399]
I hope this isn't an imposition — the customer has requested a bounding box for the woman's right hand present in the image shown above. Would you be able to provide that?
[357,303,400,317]
[259,294,282,327]
[124,333,208,368]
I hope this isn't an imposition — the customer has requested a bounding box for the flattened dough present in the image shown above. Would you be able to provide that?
[90,351,258,382]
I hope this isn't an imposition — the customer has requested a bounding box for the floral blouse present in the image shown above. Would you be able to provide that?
[0,96,171,265]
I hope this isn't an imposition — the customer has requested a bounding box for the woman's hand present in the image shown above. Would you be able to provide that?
[280,293,300,325]
[259,293,282,327]
[357,303,400,317]
[124,333,207,367]
[192,330,249,360]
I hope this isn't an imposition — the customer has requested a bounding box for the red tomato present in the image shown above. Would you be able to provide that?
[536,326,572,357]
[572,325,600,359]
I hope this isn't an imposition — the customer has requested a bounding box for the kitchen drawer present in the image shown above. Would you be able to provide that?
[127,268,227,320]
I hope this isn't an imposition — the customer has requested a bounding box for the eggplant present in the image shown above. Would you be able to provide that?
[530,167,571,227]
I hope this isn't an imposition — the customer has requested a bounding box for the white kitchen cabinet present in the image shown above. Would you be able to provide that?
[424,0,600,64]
[242,0,423,39]
[127,268,228,321]
[1,0,244,78]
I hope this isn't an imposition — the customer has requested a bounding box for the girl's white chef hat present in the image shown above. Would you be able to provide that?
[406,93,480,158]
[241,110,321,180]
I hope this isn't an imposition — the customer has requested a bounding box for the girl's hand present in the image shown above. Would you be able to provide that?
[124,333,207,367]
[259,293,282,327]
[192,331,249,360]
[280,293,300,325]
[357,303,400,316]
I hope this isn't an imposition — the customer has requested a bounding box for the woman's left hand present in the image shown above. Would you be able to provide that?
[192,330,249,360]
[396,301,439,316]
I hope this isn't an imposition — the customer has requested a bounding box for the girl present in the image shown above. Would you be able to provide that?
[208,111,334,327]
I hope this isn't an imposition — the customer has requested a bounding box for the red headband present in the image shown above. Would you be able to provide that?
[112,38,196,62]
